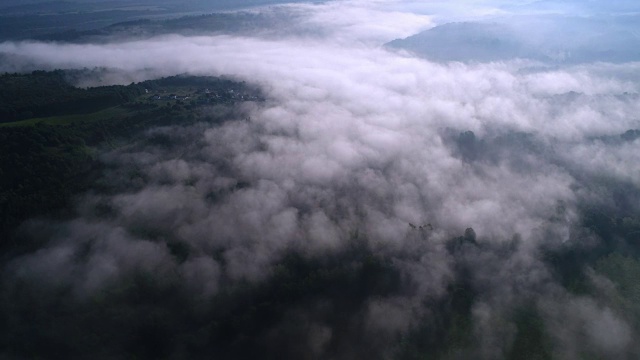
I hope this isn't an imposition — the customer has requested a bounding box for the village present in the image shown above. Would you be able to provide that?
[145,86,263,105]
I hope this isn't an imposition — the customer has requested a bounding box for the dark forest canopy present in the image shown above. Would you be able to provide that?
[1,69,640,359]
[0,70,262,247]
[0,70,143,122]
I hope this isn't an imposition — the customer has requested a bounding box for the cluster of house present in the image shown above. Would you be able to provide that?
[146,87,262,103]
[200,88,263,102]
[147,94,190,101]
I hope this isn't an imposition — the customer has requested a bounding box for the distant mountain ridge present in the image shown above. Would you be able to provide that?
[386,22,530,62]
[0,0,313,42]
[386,17,640,64]
[34,10,302,43]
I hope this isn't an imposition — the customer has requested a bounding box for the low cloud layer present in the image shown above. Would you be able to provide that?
[1,1,640,359]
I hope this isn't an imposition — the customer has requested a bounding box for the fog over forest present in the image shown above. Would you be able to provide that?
[1,1,640,359]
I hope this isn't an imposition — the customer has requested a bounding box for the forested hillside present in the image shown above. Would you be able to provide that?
[0,71,261,249]
[0,70,143,122]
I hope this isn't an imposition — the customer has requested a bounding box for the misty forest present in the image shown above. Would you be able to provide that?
[1,1,640,359]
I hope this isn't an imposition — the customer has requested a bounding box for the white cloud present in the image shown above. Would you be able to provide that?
[2,2,640,356]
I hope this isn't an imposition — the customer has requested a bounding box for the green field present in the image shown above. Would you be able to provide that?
[0,105,133,127]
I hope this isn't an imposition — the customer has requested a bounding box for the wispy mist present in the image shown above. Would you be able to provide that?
[1,1,640,359]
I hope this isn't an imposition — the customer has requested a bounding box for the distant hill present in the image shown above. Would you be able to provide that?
[0,0,312,42]
[386,22,530,63]
[35,10,304,43]
[385,16,640,64]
